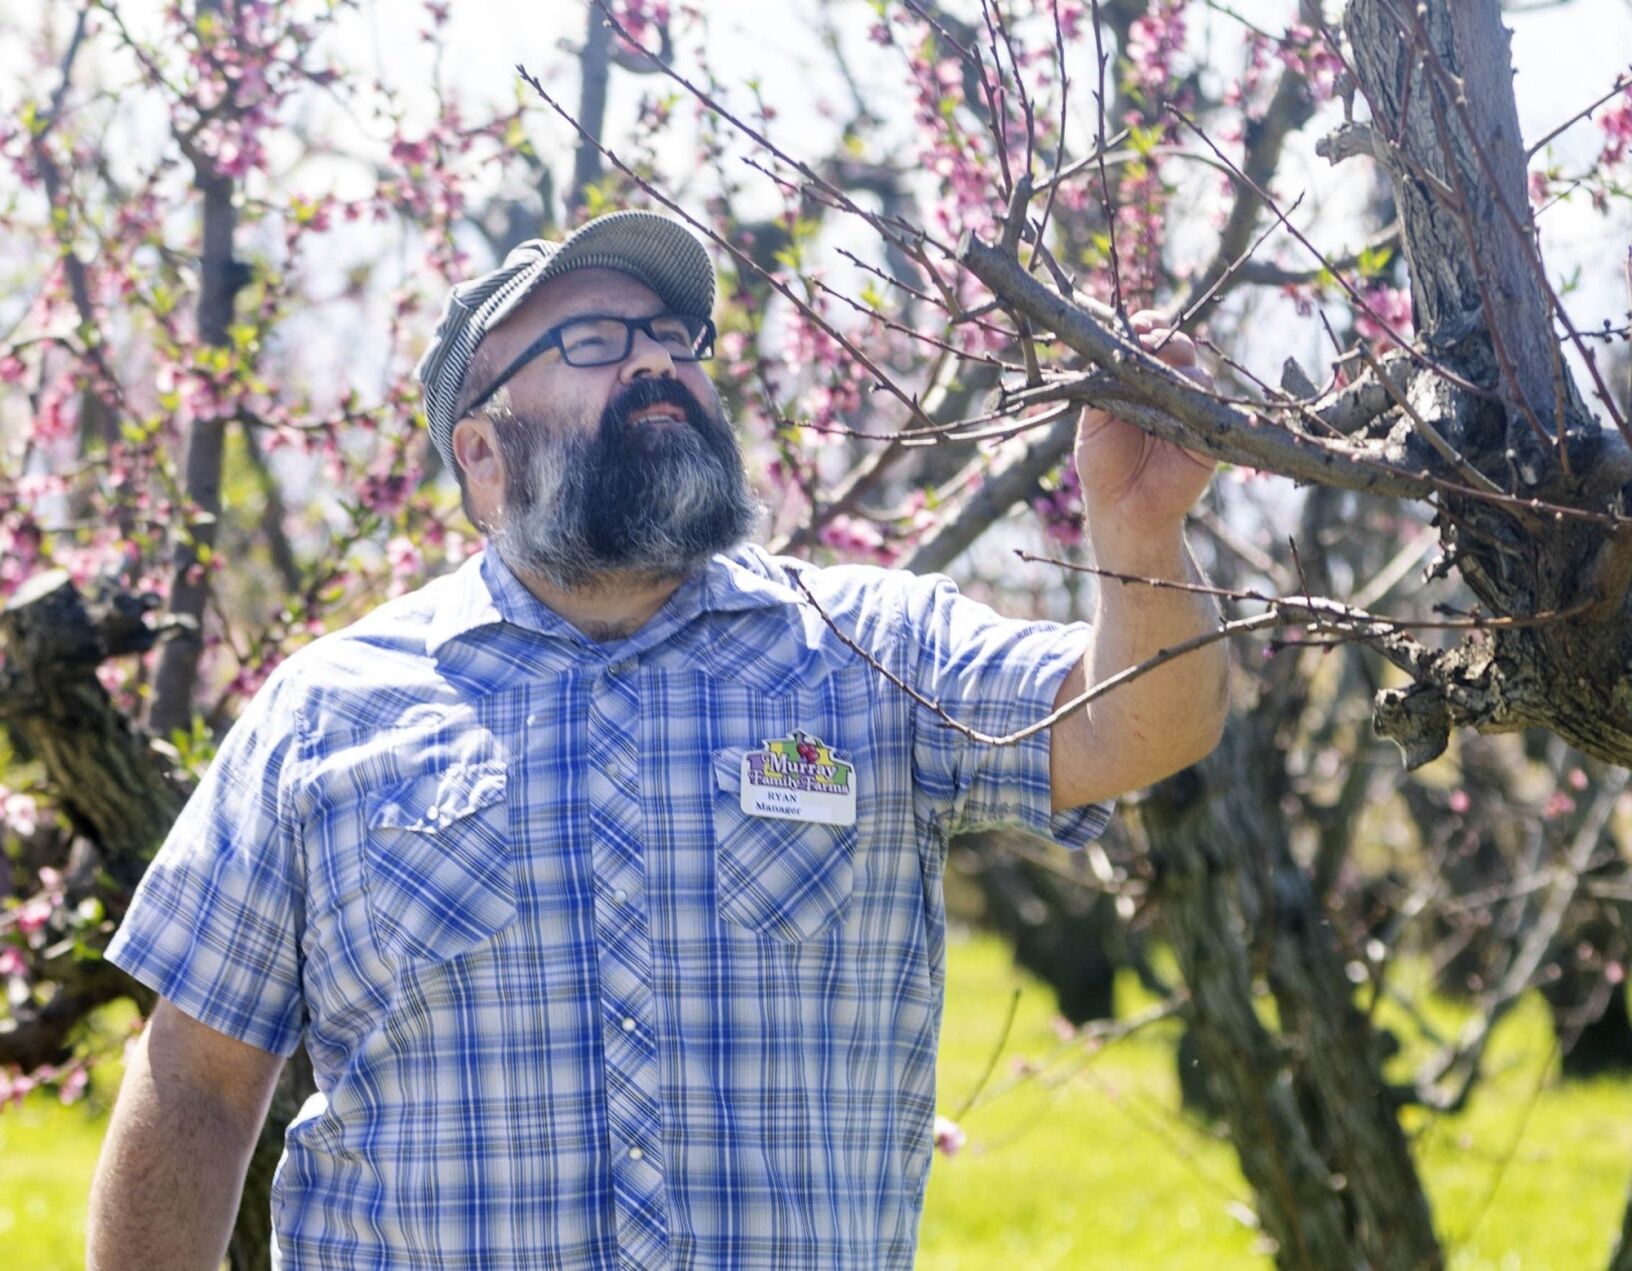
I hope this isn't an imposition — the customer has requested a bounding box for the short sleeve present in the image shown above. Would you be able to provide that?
[104,672,308,1057]
[899,574,1112,847]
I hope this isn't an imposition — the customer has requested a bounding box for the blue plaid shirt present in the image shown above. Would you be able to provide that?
[107,547,1110,1269]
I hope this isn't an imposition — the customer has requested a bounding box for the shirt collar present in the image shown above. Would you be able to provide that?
[425,546,802,658]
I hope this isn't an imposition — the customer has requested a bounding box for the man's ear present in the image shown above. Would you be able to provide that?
[452,415,506,527]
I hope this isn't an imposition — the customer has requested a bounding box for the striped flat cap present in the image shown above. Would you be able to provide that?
[413,209,716,470]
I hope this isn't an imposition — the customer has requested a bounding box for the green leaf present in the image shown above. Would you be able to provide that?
[1128,123,1165,156]
[1356,245,1394,279]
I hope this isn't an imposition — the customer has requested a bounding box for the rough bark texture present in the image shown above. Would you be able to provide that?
[0,573,182,875]
[1140,719,1442,1271]
[1138,739,1354,1267]
[1339,0,1632,768]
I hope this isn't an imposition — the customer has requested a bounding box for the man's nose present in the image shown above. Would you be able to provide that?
[620,326,677,380]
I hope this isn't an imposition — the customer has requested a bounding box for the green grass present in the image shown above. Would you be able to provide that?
[0,1077,114,1267]
[4,934,1629,1268]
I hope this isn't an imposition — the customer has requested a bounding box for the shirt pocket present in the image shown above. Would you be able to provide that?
[710,747,857,942]
[363,759,515,962]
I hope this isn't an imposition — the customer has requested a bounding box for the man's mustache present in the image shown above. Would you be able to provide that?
[601,376,714,437]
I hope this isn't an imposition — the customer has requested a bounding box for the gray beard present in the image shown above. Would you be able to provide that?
[488,393,759,592]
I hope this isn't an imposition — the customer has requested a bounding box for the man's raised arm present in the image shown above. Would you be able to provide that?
[1050,312,1229,811]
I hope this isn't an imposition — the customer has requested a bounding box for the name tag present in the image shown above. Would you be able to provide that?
[740,732,857,827]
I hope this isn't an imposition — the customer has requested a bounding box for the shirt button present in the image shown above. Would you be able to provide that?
[526,713,538,726]
[628,1146,644,1161]
[608,658,635,677]
[612,888,629,904]
[621,1016,637,1033]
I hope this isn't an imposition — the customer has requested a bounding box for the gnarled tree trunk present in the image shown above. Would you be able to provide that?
[1340,0,1632,769]
[1140,716,1440,1270]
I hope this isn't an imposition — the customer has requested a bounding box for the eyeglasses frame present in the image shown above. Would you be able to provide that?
[462,311,717,420]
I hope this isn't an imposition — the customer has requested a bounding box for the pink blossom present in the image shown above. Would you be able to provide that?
[0,946,26,978]
[14,893,55,936]
[1033,461,1084,546]
[1599,90,1632,165]
[32,387,77,446]
[1354,285,1413,349]
[1276,25,1342,103]
[933,1114,966,1158]
[816,514,894,564]
[1447,789,1470,815]
[386,535,423,596]
[1126,2,1187,89]
[1,1069,35,1110]
[57,1064,89,1106]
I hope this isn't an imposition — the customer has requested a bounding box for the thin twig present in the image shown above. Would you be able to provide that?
[950,986,1023,1120]
[1526,69,1632,157]
[1024,0,1072,276]
[1168,106,1494,403]
[516,62,937,435]
[795,571,1270,746]
[1013,551,1596,632]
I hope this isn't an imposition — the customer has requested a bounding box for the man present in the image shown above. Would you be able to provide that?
[88,209,1226,1268]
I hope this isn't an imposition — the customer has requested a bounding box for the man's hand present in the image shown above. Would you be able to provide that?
[1074,310,1215,540]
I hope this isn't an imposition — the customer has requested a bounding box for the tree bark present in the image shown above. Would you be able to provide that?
[149,0,248,738]
[0,573,182,875]
[1140,720,1441,1271]
[962,0,1632,769]
[567,1,613,217]
[1337,0,1632,769]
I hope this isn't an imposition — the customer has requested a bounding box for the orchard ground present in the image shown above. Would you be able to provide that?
[3,932,1629,1269]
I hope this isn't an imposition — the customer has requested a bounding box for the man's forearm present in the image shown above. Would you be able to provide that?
[87,1027,266,1271]
[1087,519,1228,769]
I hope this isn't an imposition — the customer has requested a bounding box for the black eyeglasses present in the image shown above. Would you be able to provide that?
[465,312,716,417]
